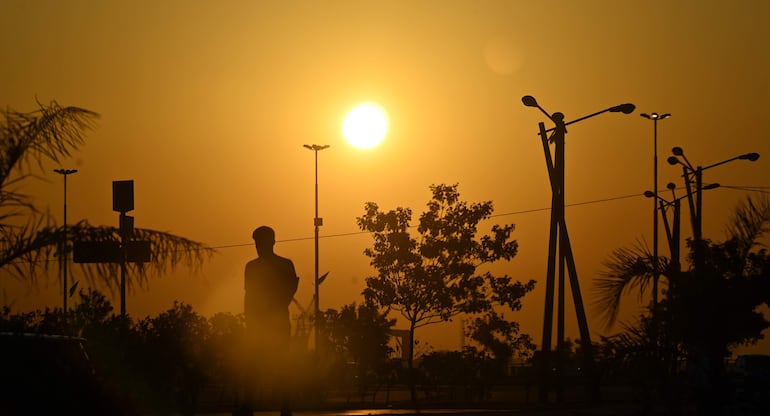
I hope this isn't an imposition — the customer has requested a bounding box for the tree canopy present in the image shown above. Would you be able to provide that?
[357,183,535,403]
[595,194,770,413]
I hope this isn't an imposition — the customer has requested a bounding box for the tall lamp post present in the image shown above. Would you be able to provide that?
[640,112,670,312]
[304,143,329,351]
[521,95,635,402]
[54,168,77,314]
[667,147,759,244]
[644,182,720,276]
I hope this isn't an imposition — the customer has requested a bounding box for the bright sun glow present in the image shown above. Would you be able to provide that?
[342,102,388,149]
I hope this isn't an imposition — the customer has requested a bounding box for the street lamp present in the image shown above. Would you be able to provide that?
[640,112,670,312]
[54,168,77,314]
[522,95,635,402]
[667,147,759,242]
[644,182,720,275]
[303,143,329,351]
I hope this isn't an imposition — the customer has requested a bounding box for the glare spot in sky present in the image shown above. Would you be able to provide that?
[483,35,523,75]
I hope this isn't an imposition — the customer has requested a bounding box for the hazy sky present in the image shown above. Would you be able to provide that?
[2,0,769,354]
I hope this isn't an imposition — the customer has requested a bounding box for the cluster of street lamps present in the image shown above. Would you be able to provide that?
[523,96,760,403]
[640,112,760,306]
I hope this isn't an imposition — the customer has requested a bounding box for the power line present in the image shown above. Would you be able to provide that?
[216,192,647,250]
[9,186,769,263]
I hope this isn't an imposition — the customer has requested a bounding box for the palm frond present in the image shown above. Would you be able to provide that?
[0,101,98,223]
[0,101,217,299]
[0,214,57,283]
[725,194,770,258]
[67,221,216,292]
[594,240,659,329]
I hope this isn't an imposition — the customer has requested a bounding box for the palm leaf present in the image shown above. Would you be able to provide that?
[724,194,770,258]
[594,240,661,329]
[0,101,213,294]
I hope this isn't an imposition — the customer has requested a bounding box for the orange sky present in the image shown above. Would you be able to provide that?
[2,0,770,355]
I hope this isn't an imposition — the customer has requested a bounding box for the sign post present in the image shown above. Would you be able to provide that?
[73,180,150,318]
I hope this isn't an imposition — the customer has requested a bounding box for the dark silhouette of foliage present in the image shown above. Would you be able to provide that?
[465,309,535,364]
[0,100,213,292]
[325,302,395,399]
[419,348,494,405]
[356,183,534,403]
[595,194,770,413]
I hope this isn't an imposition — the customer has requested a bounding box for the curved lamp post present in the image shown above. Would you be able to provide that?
[522,95,635,403]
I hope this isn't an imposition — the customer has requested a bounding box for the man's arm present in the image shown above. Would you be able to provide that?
[285,259,300,300]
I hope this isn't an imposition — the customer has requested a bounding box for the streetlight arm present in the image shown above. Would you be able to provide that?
[521,95,554,122]
[645,184,720,208]
[701,153,760,171]
[543,103,635,133]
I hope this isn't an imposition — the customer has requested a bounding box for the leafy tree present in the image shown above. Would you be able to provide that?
[135,302,211,414]
[0,101,213,293]
[325,302,395,397]
[356,183,535,402]
[595,194,770,413]
[419,348,492,404]
[465,309,535,365]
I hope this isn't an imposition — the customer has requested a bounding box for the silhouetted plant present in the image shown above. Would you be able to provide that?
[357,183,535,404]
[0,100,213,292]
[325,302,395,400]
[596,194,770,413]
[135,301,211,414]
[465,304,536,366]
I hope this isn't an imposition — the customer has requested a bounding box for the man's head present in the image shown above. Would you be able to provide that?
[252,226,275,256]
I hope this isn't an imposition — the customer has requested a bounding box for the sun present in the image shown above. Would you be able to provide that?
[342,102,388,149]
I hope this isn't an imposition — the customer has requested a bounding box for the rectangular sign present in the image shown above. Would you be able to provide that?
[73,240,151,264]
[112,180,134,212]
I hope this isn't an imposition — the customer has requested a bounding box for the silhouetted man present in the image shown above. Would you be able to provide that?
[240,226,299,416]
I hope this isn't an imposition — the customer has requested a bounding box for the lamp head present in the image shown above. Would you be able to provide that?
[641,112,670,120]
[667,182,676,190]
[522,95,538,108]
[672,146,684,156]
[610,103,636,114]
[667,156,680,166]
[54,168,78,175]
[644,190,655,198]
[739,152,760,161]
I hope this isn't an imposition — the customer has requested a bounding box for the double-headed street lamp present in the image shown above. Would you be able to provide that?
[640,112,670,311]
[667,147,759,243]
[303,143,329,351]
[521,95,635,402]
[54,168,77,314]
[644,182,720,275]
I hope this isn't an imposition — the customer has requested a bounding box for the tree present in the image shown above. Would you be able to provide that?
[0,101,212,293]
[595,194,770,413]
[356,183,535,403]
[325,303,395,400]
[465,309,535,365]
